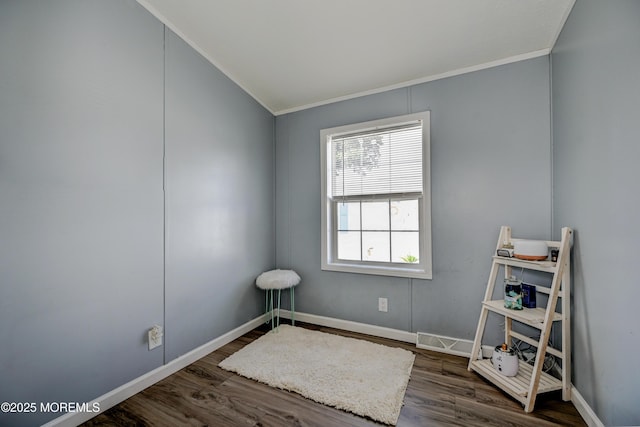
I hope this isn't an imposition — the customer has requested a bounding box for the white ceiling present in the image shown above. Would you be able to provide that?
[137,0,574,115]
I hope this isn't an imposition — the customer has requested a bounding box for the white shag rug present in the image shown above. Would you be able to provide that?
[218,325,415,425]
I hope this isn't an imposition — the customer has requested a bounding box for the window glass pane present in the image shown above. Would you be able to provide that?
[337,202,360,231]
[362,232,390,262]
[361,201,389,231]
[337,231,361,261]
[390,199,419,231]
[391,232,420,263]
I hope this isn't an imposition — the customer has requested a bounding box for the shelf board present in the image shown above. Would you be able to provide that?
[492,256,557,273]
[482,300,562,328]
[470,358,562,399]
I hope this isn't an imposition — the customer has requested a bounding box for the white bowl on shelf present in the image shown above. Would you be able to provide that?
[513,240,548,261]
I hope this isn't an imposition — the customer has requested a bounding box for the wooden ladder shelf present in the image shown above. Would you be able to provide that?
[468,226,572,412]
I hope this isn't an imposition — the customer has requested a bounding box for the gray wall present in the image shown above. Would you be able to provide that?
[552,1,640,425]
[275,56,553,343]
[164,30,275,361]
[0,2,273,426]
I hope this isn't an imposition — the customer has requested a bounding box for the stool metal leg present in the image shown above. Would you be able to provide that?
[265,289,270,324]
[291,287,295,326]
[276,289,282,330]
[270,289,275,330]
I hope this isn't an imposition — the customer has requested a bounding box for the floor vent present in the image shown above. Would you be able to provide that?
[416,332,481,358]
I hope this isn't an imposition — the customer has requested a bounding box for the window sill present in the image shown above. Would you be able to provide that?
[322,261,432,280]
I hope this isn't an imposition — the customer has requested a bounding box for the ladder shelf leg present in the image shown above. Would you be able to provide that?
[468,307,489,370]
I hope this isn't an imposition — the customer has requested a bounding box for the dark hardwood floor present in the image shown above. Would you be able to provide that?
[82,322,586,426]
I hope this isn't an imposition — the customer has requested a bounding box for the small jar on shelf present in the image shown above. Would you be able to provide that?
[504,277,523,310]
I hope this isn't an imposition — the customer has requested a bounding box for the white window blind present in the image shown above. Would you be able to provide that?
[330,122,423,198]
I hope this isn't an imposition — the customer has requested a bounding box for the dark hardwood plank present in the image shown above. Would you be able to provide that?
[82,322,586,426]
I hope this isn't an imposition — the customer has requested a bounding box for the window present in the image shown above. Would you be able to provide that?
[321,111,432,279]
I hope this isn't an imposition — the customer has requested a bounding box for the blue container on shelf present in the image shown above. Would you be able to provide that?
[522,283,537,308]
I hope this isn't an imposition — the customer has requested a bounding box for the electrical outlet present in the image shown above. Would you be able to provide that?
[378,297,388,313]
[148,325,163,350]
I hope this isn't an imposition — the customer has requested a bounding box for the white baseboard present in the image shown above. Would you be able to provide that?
[42,313,269,427]
[278,309,416,343]
[281,310,495,358]
[571,386,605,427]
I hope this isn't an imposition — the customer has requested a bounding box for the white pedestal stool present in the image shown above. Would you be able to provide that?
[255,269,300,331]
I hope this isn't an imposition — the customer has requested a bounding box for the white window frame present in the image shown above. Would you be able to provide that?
[320,111,432,279]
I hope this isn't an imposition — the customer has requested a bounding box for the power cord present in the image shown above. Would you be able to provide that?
[511,338,559,377]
